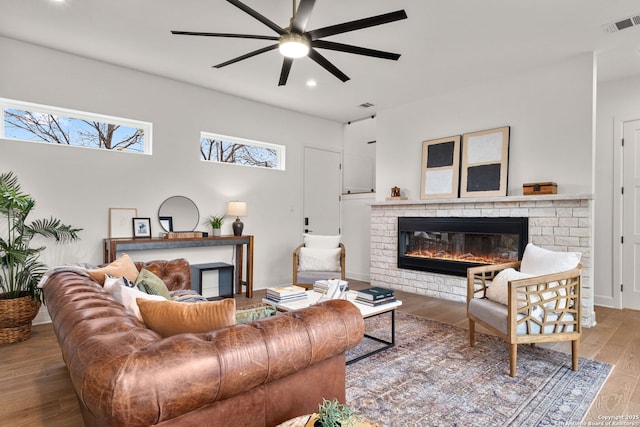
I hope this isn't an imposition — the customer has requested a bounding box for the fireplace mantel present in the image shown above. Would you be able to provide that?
[370,193,595,327]
[372,193,594,207]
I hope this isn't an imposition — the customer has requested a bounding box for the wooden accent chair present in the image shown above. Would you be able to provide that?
[292,235,345,289]
[466,244,582,377]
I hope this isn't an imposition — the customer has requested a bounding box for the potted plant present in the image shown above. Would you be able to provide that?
[314,398,359,427]
[0,172,81,344]
[207,214,224,236]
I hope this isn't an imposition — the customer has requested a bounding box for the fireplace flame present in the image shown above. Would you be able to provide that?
[405,250,515,265]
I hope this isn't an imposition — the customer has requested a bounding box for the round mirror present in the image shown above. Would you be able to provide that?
[158,196,199,232]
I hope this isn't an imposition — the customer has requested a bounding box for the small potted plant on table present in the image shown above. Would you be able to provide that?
[207,214,224,236]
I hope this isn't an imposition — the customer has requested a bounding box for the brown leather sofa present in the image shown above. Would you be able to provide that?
[42,259,364,427]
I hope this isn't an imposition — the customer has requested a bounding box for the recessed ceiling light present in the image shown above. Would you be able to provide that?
[306,80,317,87]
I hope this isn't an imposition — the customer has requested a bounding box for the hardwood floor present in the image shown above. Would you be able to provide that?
[2,282,639,426]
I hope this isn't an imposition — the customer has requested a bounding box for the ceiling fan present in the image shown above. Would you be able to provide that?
[171,0,407,86]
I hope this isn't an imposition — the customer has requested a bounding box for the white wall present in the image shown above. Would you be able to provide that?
[0,37,342,296]
[376,54,595,200]
[595,73,640,307]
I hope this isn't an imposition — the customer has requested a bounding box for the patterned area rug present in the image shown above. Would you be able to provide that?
[346,312,612,427]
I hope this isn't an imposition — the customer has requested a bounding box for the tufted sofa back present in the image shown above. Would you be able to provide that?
[134,258,191,291]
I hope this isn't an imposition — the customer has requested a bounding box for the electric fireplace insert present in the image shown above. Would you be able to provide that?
[397,217,528,277]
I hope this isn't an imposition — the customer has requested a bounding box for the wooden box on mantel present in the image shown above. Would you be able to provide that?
[523,182,557,195]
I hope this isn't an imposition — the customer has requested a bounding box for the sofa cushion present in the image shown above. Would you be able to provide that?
[235,303,277,324]
[135,268,171,299]
[104,275,166,321]
[87,253,139,285]
[137,298,237,337]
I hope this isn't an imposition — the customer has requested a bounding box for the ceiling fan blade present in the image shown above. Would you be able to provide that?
[312,40,401,60]
[307,10,407,40]
[213,44,279,68]
[291,0,316,33]
[308,49,350,82]
[227,0,285,35]
[171,31,278,41]
[278,58,294,86]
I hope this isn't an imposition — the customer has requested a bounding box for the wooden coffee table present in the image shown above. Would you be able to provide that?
[263,290,402,364]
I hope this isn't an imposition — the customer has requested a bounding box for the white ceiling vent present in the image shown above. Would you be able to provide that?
[359,102,375,108]
[602,13,640,33]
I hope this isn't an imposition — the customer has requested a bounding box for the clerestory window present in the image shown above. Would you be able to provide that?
[200,132,285,170]
[0,98,151,154]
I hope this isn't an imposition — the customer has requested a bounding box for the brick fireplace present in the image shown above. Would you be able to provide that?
[370,194,595,326]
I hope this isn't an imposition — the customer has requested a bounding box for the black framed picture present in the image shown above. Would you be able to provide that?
[420,135,461,199]
[460,126,510,198]
[159,216,173,232]
[132,217,152,238]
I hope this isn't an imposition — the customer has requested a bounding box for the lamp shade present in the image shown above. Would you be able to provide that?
[226,201,247,217]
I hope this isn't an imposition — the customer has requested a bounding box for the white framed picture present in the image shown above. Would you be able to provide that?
[109,208,137,238]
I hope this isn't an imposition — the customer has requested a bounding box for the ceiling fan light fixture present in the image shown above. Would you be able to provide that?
[278,33,310,58]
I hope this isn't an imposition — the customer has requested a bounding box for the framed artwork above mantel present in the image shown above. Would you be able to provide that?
[420,135,461,200]
[460,126,510,198]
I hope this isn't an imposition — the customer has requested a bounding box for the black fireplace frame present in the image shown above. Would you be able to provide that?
[397,217,529,277]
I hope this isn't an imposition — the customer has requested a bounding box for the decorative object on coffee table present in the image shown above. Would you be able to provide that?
[460,126,510,198]
[206,214,224,236]
[226,201,247,236]
[314,398,359,427]
[420,135,461,199]
[0,171,81,344]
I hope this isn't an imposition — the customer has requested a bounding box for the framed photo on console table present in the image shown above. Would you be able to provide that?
[420,135,461,199]
[109,208,137,238]
[132,217,152,238]
[460,126,510,198]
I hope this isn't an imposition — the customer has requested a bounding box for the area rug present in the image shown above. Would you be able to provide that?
[346,312,612,427]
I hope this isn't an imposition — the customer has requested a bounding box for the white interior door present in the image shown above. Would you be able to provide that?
[303,147,341,236]
[622,119,640,309]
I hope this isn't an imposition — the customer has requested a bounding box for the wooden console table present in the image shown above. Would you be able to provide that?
[103,235,254,297]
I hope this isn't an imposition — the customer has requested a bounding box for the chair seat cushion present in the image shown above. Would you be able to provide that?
[298,247,341,272]
[469,298,576,335]
[295,270,343,285]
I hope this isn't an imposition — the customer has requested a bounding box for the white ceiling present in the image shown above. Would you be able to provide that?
[1,0,639,122]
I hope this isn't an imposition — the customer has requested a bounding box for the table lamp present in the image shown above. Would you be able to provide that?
[226,201,247,236]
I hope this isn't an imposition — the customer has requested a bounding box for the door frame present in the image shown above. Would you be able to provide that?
[613,114,640,309]
[301,145,343,237]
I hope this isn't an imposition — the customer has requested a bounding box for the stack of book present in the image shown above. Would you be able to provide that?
[313,279,348,295]
[265,285,307,303]
[355,286,395,306]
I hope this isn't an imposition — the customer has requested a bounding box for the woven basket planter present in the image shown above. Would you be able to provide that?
[0,293,41,344]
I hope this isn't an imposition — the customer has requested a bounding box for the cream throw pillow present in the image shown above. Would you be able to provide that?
[303,234,341,249]
[137,298,237,337]
[87,253,139,285]
[486,268,533,306]
[298,247,341,271]
[519,243,581,276]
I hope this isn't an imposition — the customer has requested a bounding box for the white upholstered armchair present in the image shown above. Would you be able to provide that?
[467,243,582,377]
[292,234,345,288]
